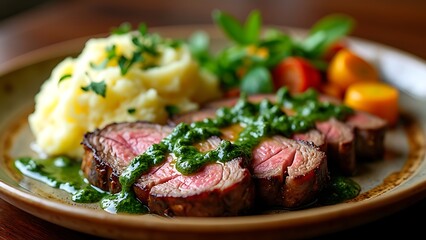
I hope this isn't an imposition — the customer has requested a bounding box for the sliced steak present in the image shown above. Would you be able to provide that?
[81,122,254,217]
[315,118,356,175]
[144,156,254,217]
[345,111,388,161]
[292,129,327,152]
[81,122,172,193]
[252,136,328,208]
[172,99,330,208]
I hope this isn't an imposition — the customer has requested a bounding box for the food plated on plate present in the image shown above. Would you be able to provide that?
[13,10,400,217]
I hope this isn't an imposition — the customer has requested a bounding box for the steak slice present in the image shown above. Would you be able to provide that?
[252,136,328,208]
[292,129,327,152]
[143,155,254,217]
[315,118,356,175]
[345,111,388,161]
[81,122,172,193]
[81,121,254,217]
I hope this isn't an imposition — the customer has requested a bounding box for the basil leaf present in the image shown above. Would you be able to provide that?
[260,32,293,66]
[81,80,107,98]
[243,10,261,44]
[138,23,148,36]
[213,10,261,45]
[240,67,274,94]
[301,14,354,58]
[212,10,247,45]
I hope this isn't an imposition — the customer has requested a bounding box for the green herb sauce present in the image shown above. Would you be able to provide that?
[15,156,106,203]
[15,87,359,214]
[319,175,361,204]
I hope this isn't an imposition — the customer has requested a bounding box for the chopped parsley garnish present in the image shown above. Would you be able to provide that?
[90,23,181,76]
[127,108,136,114]
[118,53,144,75]
[165,105,180,117]
[90,45,117,70]
[58,74,72,84]
[111,22,132,35]
[81,80,107,98]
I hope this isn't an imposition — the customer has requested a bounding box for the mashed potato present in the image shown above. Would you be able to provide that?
[29,31,221,158]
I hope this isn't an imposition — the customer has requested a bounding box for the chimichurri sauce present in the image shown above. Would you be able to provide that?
[15,156,106,203]
[120,88,353,188]
[15,87,359,214]
[319,175,361,204]
[15,156,83,194]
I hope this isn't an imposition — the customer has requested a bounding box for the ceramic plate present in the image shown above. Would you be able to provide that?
[0,25,426,240]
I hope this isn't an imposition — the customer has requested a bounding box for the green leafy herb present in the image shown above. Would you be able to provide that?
[90,45,117,70]
[96,23,182,76]
[118,53,143,75]
[105,45,117,59]
[203,11,355,94]
[111,22,132,35]
[90,60,108,70]
[300,14,354,58]
[58,74,72,84]
[319,175,361,205]
[165,105,180,117]
[81,80,107,98]
[138,23,148,36]
[127,108,136,114]
[212,9,261,45]
[188,31,210,58]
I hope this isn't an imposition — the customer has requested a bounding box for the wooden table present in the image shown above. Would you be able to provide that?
[1,0,425,239]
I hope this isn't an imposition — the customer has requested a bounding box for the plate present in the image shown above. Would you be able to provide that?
[1,25,426,240]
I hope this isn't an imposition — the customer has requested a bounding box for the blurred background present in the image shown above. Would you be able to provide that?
[0,0,53,20]
[0,0,425,65]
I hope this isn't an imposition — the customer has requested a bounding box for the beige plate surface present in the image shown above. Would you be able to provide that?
[0,25,426,240]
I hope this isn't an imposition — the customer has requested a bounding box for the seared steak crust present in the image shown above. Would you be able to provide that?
[346,111,387,161]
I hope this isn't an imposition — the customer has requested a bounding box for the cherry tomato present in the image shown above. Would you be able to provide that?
[271,57,322,94]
